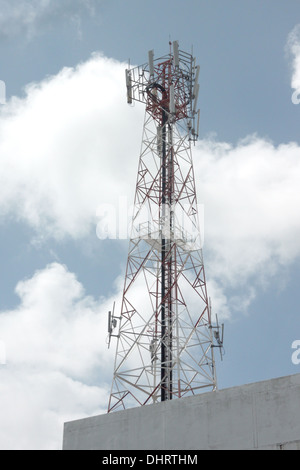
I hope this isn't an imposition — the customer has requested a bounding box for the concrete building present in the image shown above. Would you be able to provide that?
[63,373,300,450]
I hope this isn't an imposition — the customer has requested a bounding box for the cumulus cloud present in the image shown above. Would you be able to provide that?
[0,53,142,239]
[0,47,300,447]
[0,262,117,450]
[1,50,300,318]
[194,135,300,309]
[0,0,96,39]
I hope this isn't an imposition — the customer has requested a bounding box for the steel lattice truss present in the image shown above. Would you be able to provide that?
[108,42,216,413]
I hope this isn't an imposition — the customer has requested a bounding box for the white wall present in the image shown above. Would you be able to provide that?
[63,373,300,450]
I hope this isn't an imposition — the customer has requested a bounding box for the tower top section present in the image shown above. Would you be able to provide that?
[125,40,200,140]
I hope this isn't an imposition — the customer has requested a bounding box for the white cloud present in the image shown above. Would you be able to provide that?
[0,48,300,444]
[194,135,300,296]
[0,0,96,39]
[0,262,117,449]
[0,53,142,239]
[1,50,300,320]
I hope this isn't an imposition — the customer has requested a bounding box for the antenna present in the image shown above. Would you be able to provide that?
[173,40,179,67]
[107,301,119,349]
[148,50,155,78]
[212,313,225,361]
[193,83,200,113]
[193,65,200,95]
[169,83,175,115]
[192,109,200,140]
[192,65,200,114]
[125,69,132,104]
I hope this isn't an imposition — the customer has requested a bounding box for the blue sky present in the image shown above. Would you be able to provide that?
[0,0,300,449]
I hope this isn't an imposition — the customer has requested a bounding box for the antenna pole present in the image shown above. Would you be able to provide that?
[108,42,218,412]
[161,104,168,401]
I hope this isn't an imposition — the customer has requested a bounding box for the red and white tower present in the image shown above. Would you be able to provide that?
[108,42,221,413]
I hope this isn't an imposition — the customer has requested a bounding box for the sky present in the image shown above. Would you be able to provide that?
[0,0,300,450]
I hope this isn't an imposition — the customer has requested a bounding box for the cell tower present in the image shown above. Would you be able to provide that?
[107,41,223,413]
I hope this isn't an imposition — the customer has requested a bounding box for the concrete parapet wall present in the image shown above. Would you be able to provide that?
[63,373,300,450]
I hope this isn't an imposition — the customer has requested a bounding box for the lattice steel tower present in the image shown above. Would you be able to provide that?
[108,42,221,413]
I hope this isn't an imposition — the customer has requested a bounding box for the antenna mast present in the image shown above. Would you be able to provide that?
[108,42,219,412]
